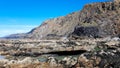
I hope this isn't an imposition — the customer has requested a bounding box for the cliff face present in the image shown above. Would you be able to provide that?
[71,1,120,38]
[5,1,120,39]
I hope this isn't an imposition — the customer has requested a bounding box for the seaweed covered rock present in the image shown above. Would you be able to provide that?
[60,56,77,68]
[75,50,120,68]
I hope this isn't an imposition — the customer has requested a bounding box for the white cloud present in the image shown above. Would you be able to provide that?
[0,25,37,37]
[0,29,25,37]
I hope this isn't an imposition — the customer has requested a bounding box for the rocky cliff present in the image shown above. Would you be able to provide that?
[5,0,120,39]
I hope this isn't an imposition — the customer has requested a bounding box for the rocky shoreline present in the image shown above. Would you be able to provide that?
[0,0,120,68]
[0,37,120,68]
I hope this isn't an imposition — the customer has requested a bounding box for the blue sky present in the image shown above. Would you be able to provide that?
[0,0,109,37]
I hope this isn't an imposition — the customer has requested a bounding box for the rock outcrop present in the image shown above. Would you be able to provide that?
[74,49,120,68]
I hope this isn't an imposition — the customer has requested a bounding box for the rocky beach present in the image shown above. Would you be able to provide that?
[0,37,120,68]
[0,0,120,68]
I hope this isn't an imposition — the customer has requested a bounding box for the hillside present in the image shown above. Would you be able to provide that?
[5,0,120,39]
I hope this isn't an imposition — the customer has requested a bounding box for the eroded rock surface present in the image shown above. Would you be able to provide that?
[0,37,119,68]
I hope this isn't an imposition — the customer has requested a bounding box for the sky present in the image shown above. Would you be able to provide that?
[0,0,110,37]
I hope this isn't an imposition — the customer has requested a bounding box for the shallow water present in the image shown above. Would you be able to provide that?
[0,55,5,59]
